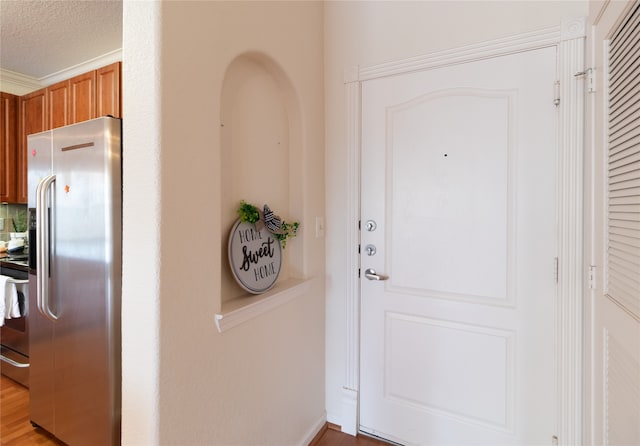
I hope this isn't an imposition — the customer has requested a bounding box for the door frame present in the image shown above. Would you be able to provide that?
[340,18,587,445]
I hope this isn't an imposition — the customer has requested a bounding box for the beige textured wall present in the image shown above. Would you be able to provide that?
[122,2,325,445]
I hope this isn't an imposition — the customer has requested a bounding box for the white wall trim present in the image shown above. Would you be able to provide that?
[0,49,123,95]
[358,26,561,82]
[340,387,358,436]
[214,278,314,333]
[297,413,327,446]
[42,49,123,86]
[342,18,586,442]
[338,68,361,436]
[556,17,586,446]
[0,69,43,95]
[561,17,587,41]
[344,70,361,400]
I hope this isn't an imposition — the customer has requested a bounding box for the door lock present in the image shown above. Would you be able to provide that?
[365,244,376,256]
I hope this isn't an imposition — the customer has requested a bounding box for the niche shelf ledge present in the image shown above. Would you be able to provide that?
[215,277,315,333]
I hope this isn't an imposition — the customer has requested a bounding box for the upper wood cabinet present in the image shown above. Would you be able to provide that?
[49,70,98,129]
[70,71,97,124]
[47,79,70,130]
[97,62,121,118]
[1,92,18,203]
[7,62,120,204]
[17,89,47,203]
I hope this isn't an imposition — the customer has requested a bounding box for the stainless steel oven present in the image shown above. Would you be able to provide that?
[1,261,30,387]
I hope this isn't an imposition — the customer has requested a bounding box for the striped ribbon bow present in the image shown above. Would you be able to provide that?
[254,204,285,235]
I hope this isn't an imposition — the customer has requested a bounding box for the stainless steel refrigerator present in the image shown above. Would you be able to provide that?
[27,117,121,446]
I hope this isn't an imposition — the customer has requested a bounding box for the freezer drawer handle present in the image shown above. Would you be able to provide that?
[0,354,29,368]
[36,174,58,322]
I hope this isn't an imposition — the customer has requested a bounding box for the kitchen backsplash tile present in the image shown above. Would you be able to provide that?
[0,203,28,242]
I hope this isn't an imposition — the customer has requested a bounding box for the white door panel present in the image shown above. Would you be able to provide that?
[388,90,512,301]
[360,47,558,445]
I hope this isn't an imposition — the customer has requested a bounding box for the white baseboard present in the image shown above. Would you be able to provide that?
[298,413,327,446]
[326,411,342,427]
[341,388,358,436]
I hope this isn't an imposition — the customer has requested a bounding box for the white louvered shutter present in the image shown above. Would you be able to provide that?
[607,1,640,319]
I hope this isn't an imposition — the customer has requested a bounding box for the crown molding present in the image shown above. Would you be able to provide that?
[41,49,122,86]
[0,48,122,95]
[0,70,43,95]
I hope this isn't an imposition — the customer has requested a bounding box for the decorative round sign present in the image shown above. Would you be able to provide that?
[228,219,282,294]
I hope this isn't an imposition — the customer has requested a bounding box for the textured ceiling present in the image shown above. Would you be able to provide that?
[0,0,122,80]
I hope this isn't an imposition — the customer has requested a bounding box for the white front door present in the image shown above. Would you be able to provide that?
[360,46,559,445]
[588,2,640,445]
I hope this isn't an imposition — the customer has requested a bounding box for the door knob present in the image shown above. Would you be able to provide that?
[364,268,389,281]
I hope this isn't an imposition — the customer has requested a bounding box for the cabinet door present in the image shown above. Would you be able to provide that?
[18,89,47,203]
[70,71,96,124]
[1,92,18,203]
[96,62,121,118]
[47,80,70,130]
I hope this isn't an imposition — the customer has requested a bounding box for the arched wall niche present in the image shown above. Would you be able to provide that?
[220,52,305,304]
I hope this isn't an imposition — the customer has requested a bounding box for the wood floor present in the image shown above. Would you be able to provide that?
[310,423,390,446]
[2,374,388,446]
[0,375,64,445]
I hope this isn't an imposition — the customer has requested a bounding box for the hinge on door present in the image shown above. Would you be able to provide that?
[588,68,596,93]
[554,257,559,283]
[358,268,361,278]
[588,265,596,289]
[553,80,560,106]
[574,68,595,93]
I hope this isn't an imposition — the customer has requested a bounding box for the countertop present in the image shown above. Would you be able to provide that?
[0,250,29,272]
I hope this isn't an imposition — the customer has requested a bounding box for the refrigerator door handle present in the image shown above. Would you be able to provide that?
[36,174,58,322]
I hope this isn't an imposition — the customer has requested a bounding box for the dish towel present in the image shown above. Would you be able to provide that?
[0,275,22,327]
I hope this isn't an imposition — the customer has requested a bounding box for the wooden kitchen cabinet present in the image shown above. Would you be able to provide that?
[47,79,70,130]
[18,89,47,203]
[1,92,18,203]
[48,63,119,128]
[10,62,121,204]
[96,62,121,118]
[70,71,97,124]
[49,70,102,129]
